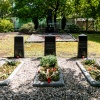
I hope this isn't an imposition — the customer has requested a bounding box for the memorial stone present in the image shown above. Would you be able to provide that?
[78,34,87,58]
[44,36,56,56]
[14,36,24,58]
[45,9,54,33]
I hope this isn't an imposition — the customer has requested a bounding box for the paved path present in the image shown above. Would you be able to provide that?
[0,57,100,100]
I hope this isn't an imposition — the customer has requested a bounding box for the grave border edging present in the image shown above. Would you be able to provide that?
[76,61,100,87]
[33,68,65,87]
[0,61,24,86]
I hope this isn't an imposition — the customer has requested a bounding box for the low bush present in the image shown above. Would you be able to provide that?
[40,55,57,68]
[67,24,81,33]
[19,22,34,34]
[0,19,14,32]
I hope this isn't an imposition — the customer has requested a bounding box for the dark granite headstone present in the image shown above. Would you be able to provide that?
[45,9,54,33]
[44,36,56,56]
[14,36,24,58]
[78,34,87,58]
[45,26,54,33]
[47,9,52,25]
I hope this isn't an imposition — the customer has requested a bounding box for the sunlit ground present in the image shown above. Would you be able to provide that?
[0,33,100,58]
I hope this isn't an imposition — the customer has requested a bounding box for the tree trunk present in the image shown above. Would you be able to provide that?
[86,18,88,31]
[95,19,98,31]
[53,0,59,29]
[32,17,38,30]
[54,13,56,28]
[61,16,66,30]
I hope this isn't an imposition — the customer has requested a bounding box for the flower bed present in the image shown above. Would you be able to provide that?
[33,55,64,87]
[76,58,100,87]
[0,60,24,86]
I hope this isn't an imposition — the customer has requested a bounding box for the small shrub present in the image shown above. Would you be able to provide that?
[40,55,57,68]
[67,24,81,33]
[19,22,34,34]
[0,19,14,32]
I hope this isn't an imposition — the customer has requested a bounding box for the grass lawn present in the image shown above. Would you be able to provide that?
[0,32,100,58]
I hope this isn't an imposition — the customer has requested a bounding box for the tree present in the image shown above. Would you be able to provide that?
[14,0,47,30]
[14,0,72,29]
[82,0,100,31]
[45,0,70,27]
[71,0,100,31]
[0,0,12,18]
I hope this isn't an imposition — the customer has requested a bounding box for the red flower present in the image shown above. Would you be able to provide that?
[87,67,92,71]
[17,56,19,59]
[82,56,84,59]
[38,70,40,73]
[47,77,51,83]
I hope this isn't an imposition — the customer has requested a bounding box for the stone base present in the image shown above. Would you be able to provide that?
[33,68,65,87]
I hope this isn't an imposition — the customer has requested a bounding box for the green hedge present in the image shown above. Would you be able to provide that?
[0,19,14,33]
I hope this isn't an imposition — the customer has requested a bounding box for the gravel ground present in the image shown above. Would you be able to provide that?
[0,57,100,100]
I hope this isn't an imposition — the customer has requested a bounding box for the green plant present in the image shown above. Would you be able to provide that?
[51,72,59,81]
[0,19,14,32]
[82,59,100,81]
[39,72,47,81]
[19,22,34,34]
[82,59,95,65]
[67,24,81,33]
[40,55,57,68]
[39,55,59,82]
[7,60,16,66]
[89,70,100,81]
